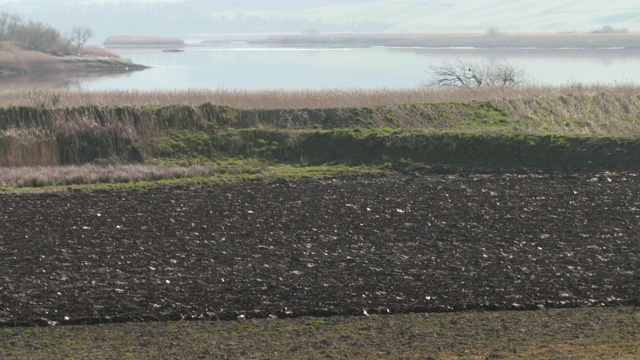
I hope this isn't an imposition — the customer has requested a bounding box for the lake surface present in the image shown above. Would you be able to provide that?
[16,45,640,90]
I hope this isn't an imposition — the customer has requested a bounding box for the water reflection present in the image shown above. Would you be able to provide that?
[1,46,639,91]
[0,71,135,91]
[392,47,640,85]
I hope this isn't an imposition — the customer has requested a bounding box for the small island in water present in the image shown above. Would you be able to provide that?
[104,35,185,48]
[104,35,186,54]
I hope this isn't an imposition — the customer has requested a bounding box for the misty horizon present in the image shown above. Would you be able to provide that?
[0,0,638,43]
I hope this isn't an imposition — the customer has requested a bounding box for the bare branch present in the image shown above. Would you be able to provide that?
[0,13,22,39]
[427,60,526,88]
[67,26,94,55]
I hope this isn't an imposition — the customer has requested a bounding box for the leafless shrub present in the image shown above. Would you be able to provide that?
[0,12,96,56]
[0,13,21,41]
[11,20,72,55]
[427,59,526,88]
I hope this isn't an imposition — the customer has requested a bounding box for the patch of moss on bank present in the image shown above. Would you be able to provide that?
[151,128,640,170]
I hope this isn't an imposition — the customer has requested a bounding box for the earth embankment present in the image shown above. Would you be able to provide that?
[2,92,640,168]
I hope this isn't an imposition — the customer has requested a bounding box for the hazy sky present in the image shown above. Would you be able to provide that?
[1,0,638,38]
[0,0,186,2]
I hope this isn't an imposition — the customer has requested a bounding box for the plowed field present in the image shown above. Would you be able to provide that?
[1,170,639,327]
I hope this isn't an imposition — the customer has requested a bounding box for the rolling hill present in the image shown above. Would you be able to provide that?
[0,0,637,40]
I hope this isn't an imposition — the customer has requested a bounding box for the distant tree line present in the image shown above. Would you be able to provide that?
[591,25,628,34]
[0,13,93,56]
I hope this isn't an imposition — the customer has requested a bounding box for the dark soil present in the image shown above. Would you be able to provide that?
[1,170,639,327]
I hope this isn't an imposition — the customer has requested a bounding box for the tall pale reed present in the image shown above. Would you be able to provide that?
[1,85,639,109]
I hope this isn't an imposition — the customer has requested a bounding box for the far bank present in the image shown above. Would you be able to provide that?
[0,44,148,79]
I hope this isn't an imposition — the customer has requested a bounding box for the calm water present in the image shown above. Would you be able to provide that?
[15,45,640,90]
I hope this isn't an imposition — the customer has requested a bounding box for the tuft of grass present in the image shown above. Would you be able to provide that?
[0,162,379,191]
[0,163,223,188]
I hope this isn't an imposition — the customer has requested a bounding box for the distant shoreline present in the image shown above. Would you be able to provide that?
[104,35,185,48]
[244,32,640,50]
[109,31,640,50]
[0,46,148,79]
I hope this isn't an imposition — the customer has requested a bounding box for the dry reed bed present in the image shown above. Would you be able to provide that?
[1,85,639,109]
[0,45,63,75]
[0,89,638,136]
[0,163,251,188]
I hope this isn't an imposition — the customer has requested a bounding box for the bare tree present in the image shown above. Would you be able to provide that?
[0,13,89,56]
[67,26,94,55]
[0,13,22,40]
[13,21,67,55]
[484,63,526,87]
[427,59,526,88]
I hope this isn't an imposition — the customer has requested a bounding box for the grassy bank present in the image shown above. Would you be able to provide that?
[2,307,639,359]
[0,162,375,189]
[1,86,639,187]
[154,128,640,169]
